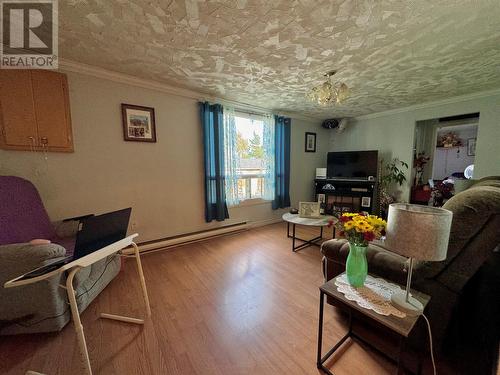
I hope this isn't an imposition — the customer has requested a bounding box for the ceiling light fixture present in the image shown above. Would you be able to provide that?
[306,71,349,106]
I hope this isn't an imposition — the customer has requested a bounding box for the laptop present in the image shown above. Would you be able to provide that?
[18,207,132,280]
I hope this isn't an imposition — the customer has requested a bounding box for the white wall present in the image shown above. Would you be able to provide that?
[330,91,500,200]
[0,71,328,242]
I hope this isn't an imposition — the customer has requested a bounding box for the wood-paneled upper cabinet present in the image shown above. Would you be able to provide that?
[0,70,73,152]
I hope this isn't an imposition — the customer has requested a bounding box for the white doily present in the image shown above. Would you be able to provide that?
[334,274,406,318]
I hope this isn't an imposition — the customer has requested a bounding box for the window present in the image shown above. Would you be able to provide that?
[223,110,275,205]
[235,114,266,200]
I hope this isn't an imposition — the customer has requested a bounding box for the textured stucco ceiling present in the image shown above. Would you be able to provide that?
[60,0,500,118]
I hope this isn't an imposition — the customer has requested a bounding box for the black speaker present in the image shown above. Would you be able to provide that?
[322,119,339,129]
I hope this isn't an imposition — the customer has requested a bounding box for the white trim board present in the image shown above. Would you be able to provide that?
[123,217,284,255]
[354,88,500,121]
[247,217,284,229]
[127,222,249,254]
[58,59,318,123]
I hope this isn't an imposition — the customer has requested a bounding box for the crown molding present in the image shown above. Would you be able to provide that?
[59,59,205,100]
[354,87,500,121]
[58,59,319,123]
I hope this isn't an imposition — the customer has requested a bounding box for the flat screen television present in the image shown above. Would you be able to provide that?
[327,151,378,180]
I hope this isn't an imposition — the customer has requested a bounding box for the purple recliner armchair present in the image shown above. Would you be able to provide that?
[0,176,121,335]
[0,176,78,251]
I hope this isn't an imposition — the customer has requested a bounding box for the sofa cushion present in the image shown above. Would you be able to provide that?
[0,176,55,245]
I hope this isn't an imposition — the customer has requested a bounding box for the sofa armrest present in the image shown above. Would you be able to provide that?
[0,243,66,284]
[321,239,412,286]
[321,238,348,259]
[0,243,68,334]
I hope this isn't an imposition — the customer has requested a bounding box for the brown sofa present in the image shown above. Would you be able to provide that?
[320,177,500,373]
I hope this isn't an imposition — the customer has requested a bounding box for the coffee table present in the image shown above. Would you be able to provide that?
[282,213,336,252]
[317,274,431,375]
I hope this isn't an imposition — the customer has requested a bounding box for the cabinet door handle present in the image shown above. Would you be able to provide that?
[40,137,49,160]
[40,137,49,153]
[27,136,35,152]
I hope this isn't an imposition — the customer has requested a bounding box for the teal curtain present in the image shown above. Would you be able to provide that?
[272,115,291,209]
[223,107,241,206]
[262,114,275,201]
[199,102,229,222]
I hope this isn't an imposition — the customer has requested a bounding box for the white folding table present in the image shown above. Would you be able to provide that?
[4,233,151,375]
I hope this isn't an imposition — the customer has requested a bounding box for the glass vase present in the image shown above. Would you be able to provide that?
[346,242,368,287]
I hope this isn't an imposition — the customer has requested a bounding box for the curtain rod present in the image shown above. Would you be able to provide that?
[201,96,300,120]
[233,108,272,117]
[201,96,276,117]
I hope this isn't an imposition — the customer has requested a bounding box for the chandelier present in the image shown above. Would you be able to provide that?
[306,71,349,105]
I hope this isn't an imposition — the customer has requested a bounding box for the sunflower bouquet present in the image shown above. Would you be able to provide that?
[336,212,386,246]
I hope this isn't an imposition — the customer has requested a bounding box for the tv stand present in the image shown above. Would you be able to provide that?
[315,178,377,215]
[326,177,376,183]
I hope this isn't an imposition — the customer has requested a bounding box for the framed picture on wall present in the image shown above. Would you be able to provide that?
[121,103,157,142]
[467,138,476,156]
[305,132,316,152]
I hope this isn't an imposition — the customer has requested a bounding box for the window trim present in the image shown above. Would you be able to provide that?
[233,173,267,203]
[228,110,274,206]
[231,197,272,208]
[230,114,271,207]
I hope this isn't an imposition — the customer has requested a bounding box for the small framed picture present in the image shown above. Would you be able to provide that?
[361,196,371,208]
[305,132,316,152]
[317,193,326,204]
[299,201,321,218]
[467,138,476,156]
[121,103,157,142]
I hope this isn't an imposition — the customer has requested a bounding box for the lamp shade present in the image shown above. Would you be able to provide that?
[385,203,452,261]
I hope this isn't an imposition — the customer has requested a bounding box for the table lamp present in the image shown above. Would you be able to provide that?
[385,203,453,316]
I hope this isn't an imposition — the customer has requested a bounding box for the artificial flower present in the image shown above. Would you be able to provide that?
[335,212,386,246]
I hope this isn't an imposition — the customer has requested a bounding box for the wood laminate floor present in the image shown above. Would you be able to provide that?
[0,223,449,374]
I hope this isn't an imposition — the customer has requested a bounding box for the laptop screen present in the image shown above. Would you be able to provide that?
[74,207,132,259]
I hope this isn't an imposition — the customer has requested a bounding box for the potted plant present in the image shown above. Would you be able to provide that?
[334,213,386,287]
[378,158,409,218]
[413,152,430,186]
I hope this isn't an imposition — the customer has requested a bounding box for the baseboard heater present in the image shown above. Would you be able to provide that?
[122,221,249,255]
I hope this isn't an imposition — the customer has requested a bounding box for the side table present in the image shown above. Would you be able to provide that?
[4,234,151,375]
[317,273,431,375]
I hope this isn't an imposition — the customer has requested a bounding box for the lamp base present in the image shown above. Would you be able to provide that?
[391,291,423,317]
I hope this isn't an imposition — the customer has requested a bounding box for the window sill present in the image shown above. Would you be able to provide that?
[230,198,272,208]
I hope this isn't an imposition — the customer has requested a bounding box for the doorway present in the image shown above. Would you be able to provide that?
[432,123,477,180]
[412,113,479,205]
